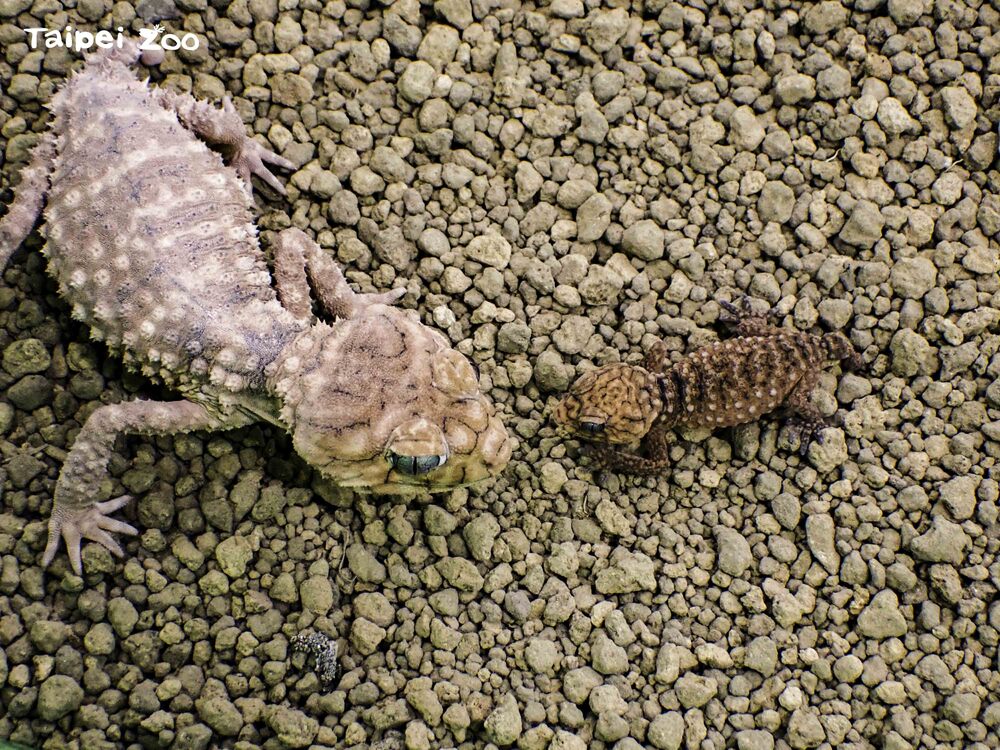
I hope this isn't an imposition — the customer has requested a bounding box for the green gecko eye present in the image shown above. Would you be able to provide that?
[580,421,606,434]
[386,452,448,475]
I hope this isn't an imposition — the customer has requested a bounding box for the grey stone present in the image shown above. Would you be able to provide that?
[807,428,848,473]
[940,86,977,129]
[877,97,917,135]
[839,200,884,248]
[585,8,629,53]
[803,0,848,33]
[484,693,522,746]
[890,329,936,376]
[714,526,753,576]
[463,513,500,561]
[595,548,656,594]
[737,730,775,750]
[729,106,765,151]
[437,557,483,592]
[215,535,252,578]
[300,576,333,615]
[805,514,839,574]
[647,712,684,750]
[621,220,664,261]
[788,709,825,749]
[939,475,978,520]
[743,637,778,676]
[889,257,937,299]
[265,705,319,749]
[3,339,50,378]
[888,0,929,25]
[563,666,602,703]
[579,264,624,305]
[350,617,387,655]
[576,193,613,242]
[347,544,387,583]
[465,234,512,269]
[858,591,907,639]
[675,674,717,707]
[37,675,83,720]
[398,60,436,103]
[910,516,971,564]
[757,181,795,223]
[591,633,628,675]
[775,74,815,104]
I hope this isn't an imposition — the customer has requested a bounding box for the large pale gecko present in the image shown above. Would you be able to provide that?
[0,41,511,574]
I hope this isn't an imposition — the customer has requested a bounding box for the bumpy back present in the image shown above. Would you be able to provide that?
[42,56,299,390]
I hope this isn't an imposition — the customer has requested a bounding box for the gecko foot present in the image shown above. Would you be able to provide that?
[362,286,407,308]
[719,294,779,324]
[42,496,138,575]
[224,101,295,195]
[785,417,829,456]
[587,443,668,475]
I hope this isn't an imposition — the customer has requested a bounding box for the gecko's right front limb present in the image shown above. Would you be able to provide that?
[590,425,671,475]
[44,399,251,574]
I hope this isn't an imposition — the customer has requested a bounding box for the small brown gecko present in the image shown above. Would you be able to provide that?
[552,298,863,473]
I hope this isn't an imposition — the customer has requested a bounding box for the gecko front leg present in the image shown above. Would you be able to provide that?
[155,91,294,194]
[591,424,671,475]
[44,400,251,574]
[270,228,405,321]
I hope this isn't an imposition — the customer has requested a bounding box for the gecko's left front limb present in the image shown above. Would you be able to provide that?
[44,400,252,574]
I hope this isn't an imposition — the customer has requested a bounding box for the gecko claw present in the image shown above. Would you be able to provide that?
[233,140,293,196]
[222,99,294,196]
[42,496,137,575]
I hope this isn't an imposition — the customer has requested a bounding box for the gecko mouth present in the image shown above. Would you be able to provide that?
[385,451,449,476]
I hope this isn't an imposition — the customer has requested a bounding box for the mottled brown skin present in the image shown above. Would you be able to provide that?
[0,42,511,574]
[552,300,862,474]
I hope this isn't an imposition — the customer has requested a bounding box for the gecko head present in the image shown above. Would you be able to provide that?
[272,310,512,493]
[552,363,661,444]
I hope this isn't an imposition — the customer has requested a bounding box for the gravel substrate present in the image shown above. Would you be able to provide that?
[1,0,999,749]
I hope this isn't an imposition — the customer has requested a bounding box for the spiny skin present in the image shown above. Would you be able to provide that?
[0,42,512,575]
[552,303,862,474]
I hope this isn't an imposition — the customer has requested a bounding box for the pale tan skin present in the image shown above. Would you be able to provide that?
[0,42,511,574]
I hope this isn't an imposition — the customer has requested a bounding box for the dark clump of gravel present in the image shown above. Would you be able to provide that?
[0,0,999,749]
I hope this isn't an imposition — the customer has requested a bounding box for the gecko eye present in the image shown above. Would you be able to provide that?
[580,421,606,434]
[386,452,448,475]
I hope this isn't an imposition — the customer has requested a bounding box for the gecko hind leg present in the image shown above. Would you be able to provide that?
[822,332,865,374]
[781,371,832,455]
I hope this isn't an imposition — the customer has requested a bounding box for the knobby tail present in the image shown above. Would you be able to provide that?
[0,133,56,269]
